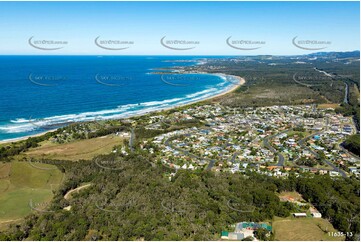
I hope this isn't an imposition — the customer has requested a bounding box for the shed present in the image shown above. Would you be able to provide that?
[292,213,307,218]
[221,231,229,239]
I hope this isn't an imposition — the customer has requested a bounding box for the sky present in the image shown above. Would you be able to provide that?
[0,1,359,55]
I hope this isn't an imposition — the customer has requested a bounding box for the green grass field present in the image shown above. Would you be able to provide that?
[272,216,345,241]
[0,161,63,226]
[1,135,122,229]
[286,130,311,138]
[22,134,122,161]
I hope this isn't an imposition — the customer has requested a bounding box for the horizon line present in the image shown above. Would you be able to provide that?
[0,50,359,57]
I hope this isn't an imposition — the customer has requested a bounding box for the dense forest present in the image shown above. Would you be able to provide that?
[342,134,360,156]
[0,150,359,240]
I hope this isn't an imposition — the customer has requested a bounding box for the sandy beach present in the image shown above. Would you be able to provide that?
[0,128,58,144]
[0,73,245,145]
[156,73,244,113]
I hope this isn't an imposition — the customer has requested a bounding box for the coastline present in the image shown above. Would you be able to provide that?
[155,73,244,113]
[0,129,58,144]
[0,74,245,145]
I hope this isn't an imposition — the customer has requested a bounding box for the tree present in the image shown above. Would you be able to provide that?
[254,228,270,241]
[343,134,360,155]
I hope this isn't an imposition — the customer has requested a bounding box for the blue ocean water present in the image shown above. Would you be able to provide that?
[0,56,237,141]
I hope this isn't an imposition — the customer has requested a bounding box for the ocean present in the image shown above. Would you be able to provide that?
[0,56,237,141]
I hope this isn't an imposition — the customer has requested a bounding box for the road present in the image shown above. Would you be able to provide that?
[298,132,347,178]
[315,67,360,132]
[129,128,135,151]
[164,127,348,177]
[229,152,240,164]
[263,130,290,166]
[64,184,92,200]
[343,82,349,104]
[165,135,215,170]
[314,67,349,104]
[314,67,335,78]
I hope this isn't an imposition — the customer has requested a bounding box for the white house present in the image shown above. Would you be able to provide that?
[311,212,322,218]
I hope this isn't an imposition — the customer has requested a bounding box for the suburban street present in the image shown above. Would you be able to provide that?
[298,132,347,178]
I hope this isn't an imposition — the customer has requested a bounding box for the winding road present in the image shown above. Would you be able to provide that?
[164,135,215,170]
[263,130,290,166]
[297,132,347,177]
[64,183,92,200]
[263,128,348,177]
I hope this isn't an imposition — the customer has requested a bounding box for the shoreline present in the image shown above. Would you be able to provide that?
[0,129,59,144]
[155,73,244,113]
[0,73,245,145]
